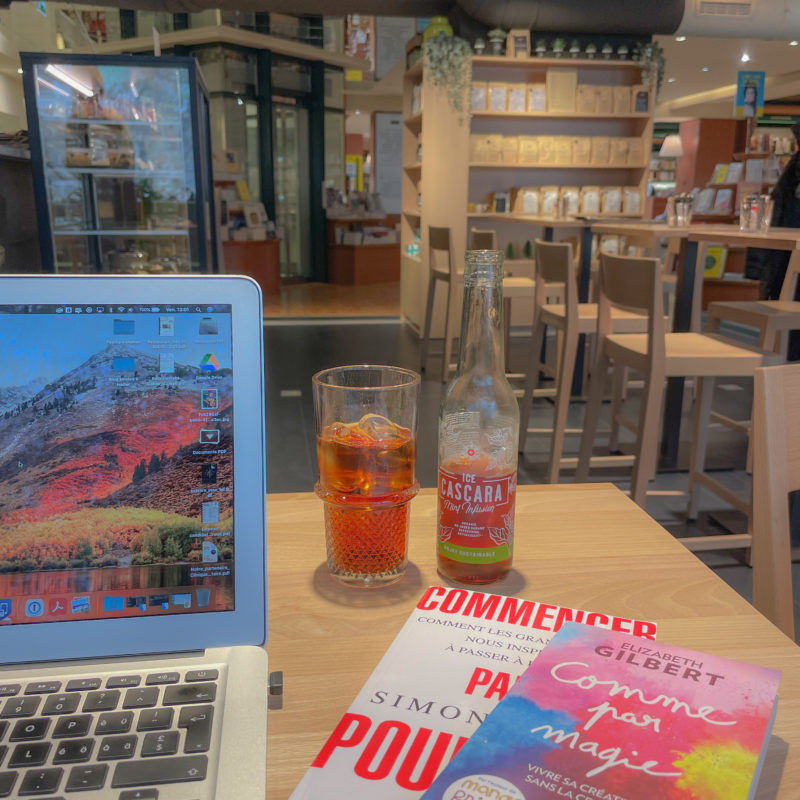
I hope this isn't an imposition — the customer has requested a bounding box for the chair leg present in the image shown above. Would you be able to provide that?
[420,274,436,374]
[440,280,455,383]
[687,376,715,520]
[630,370,664,509]
[518,318,547,452]
[576,350,610,483]
[608,364,625,451]
[547,327,578,483]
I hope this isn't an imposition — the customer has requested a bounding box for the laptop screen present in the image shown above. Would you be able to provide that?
[0,301,236,626]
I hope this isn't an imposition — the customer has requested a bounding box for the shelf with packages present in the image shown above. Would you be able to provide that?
[23,54,217,273]
[400,43,654,336]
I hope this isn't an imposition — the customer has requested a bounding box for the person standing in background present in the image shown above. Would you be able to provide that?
[746,122,800,359]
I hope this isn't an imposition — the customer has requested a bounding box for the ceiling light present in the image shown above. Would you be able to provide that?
[45,64,93,97]
[702,67,709,72]
[354,109,361,115]
[791,41,799,46]
[675,36,687,42]
[667,77,676,83]
[741,53,751,62]
[37,77,69,97]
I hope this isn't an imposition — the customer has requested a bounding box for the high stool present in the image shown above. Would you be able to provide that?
[518,240,650,483]
[576,252,774,514]
[689,251,800,524]
[420,225,459,382]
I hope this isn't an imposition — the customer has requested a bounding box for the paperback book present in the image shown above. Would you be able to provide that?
[289,587,658,800]
[421,622,780,800]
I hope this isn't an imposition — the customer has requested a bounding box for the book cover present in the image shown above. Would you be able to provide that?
[289,587,657,800]
[421,622,780,800]
[704,246,728,279]
[711,163,729,184]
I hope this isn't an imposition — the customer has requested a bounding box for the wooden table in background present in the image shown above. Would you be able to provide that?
[265,485,800,799]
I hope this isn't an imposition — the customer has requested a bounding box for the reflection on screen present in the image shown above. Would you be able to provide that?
[0,303,234,625]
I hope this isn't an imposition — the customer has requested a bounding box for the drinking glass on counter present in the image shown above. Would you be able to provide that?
[312,365,420,587]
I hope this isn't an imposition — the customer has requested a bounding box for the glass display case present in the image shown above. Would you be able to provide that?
[21,53,217,273]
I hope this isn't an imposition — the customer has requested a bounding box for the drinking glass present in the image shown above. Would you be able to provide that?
[313,365,420,587]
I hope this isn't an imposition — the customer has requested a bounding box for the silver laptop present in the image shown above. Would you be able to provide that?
[0,275,267,799]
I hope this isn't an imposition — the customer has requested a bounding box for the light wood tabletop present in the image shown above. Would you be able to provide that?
[688,225,800,250]
[265,484,799,799]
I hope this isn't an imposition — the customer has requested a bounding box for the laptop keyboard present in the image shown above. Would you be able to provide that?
[0,666,223,798]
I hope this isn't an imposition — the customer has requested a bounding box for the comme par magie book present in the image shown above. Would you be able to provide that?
[420,622,780,800]
[289,586,658,800]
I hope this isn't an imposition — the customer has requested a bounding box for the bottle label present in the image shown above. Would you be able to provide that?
[437,468,516,564]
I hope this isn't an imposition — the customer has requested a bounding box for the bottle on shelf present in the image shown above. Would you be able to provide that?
[437,249,519,584]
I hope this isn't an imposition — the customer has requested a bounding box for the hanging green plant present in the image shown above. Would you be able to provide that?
[634,40,666,98]
[423,33,473,124]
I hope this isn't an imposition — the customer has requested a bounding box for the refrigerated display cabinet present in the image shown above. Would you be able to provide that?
[21,53,218,273]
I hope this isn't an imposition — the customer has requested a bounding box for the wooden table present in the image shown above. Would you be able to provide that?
[265,485,799,799]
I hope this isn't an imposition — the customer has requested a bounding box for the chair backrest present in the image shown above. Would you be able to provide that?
[751,363,798,637]
[778,252,800,301]
[469,228,497,250]
[428,225,454,277]
[597,251,666,366]
[534,239,577,327]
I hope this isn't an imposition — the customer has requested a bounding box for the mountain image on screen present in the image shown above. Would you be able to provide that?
[0,342,233,575]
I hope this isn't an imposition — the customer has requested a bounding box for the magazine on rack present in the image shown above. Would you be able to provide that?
[421,622,780,800]
[289,586,658,799]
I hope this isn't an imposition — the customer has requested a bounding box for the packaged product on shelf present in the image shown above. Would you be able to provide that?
[507,83,527,112]
[575,84,598,114]
[538,136,556,165]
[488,82,508,111]
[622,187,643,215]
[631,83,650,112]
[545,68,577,112]
[502,135,519,163]
[590,136,610,165]
[561,186,580,215]
[572,136,591,164]
[595,85,613,113]
[89,134,110,167]
[609,137,629,166]
[484,134,505,163]
[601,186,623,214]
[411,84,423,115]
[470,82,488,112]
[553,136,572,165]
[490,191,511,213]
[580,186,601,215]
[469,134,487,161]
[612,85,631,114]
[600,235,621,254]
[627,137,645,166]
[541,186,560,215]
[512,187,541,214]
[518,136,539,164]
[526,83,546,111]
[64,147,91,167]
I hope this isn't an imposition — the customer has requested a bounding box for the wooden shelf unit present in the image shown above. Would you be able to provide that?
[399,49,654,336]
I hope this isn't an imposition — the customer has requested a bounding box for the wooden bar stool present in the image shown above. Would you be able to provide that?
[688,252,800,524]
[576,251,774,512]
[420,225,459,382]
[518,240,650,483]
[706,249,800,356]
[751,363,799,638]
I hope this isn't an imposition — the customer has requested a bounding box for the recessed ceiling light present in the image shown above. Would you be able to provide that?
[702,67,709,72]
[675,36,687,42]
[791,40,799,46]
[667,77,676,83]
[17,68,22,74]
[741,53,751,62]
[354,110,361,115]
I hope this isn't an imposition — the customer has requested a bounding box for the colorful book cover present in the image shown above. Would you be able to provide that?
[289,588,658,800]
[421,622,780,800]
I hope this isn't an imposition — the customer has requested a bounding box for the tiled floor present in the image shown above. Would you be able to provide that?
[262,310,800,644]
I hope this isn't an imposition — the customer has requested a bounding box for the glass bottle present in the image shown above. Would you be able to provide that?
[437,250,519,584]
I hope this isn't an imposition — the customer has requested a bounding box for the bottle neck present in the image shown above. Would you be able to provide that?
[457,265,505,375]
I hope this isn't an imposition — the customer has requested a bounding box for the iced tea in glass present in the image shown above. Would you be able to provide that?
[313,366,420,587]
